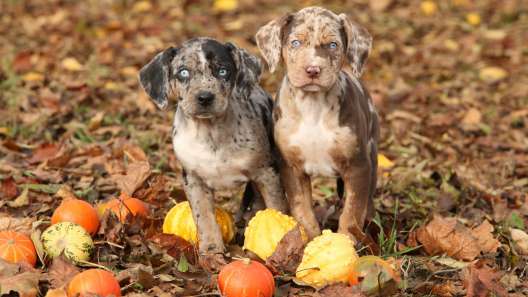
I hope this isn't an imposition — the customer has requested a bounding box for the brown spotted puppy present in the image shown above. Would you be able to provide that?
[138,38,288,265]
[256,7,379,241]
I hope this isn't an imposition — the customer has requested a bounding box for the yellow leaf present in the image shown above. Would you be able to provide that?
[420,1,437,16]
[443,39,459,51]
[61,57,83,71]
[104,81,120,91]
[120,66,138,77]
[132,1,152,13]
[378,154,394,169]
[213,0,238,12]
[479,66,507,83]
[22,72,44,82]
[466,13,481,26]
[0,127,9,135]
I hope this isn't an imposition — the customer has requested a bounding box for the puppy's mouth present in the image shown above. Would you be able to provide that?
[193,112,215,119]
[301,83,323,92]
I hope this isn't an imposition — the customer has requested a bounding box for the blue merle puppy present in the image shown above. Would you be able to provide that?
[138,37,287,267]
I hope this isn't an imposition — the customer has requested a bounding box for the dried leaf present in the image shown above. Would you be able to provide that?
[44,256,80,289]
[22,72,44,82]
[1,177,18,199]
[377,154,394,169]
[0,271,40,297]
[28,143,60,164]
[149,233,197,265]
[266,226,306,275]
[369,0,392,12]
[416,215,499,261]
[471,220,500,254]
[479,67,507,83]
[7,187,30,208]
[61,57,83,71]
[466,13,481,26]
[112,161,151,195]
[213,0,238,12]
[420,0,437,15]
[510,228,528,255]
[461,108,482,126]
[462,262,507,297]
[0,216,35,234]
[318,283,366,297]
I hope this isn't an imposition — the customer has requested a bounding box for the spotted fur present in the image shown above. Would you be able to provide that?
[139,38,287,258]
[256,7,379,241]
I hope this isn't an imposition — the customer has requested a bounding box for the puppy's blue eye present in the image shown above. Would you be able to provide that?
[329,42,338,49]
[218,68,228,77]
[179,69,190,78]
[291,40,301,48]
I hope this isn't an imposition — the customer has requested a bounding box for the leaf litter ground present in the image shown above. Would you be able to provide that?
[0,0,527,296]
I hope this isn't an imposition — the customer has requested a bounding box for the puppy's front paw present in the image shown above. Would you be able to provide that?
[198,252,228,272]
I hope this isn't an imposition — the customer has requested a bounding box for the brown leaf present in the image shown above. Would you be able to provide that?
[44,256,80,289]
[149,233,198,265]
[266,226,306,275]
[110,145,151,195]
[116,264,156,290]
[470,220,500,254]
[416,214,497,261]
[28,143,60,164]
[462,261,507,297]
[510,228,528,255]
[7,187,30,208]
[317,283,366,297]
[1,177,18,200]
[0,216,35,234]
[369,0,393,11]
[0,270,40,297]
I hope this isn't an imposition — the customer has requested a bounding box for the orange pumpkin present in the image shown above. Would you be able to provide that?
[99,194,149,223]
[67,269,121,297]
[0,230,37,266]
[218,259,275,297]
[51,199,100,235]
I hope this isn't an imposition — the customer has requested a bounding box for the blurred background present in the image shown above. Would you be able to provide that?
[0,0,527,295]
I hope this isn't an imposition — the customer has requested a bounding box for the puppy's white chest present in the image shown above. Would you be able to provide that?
[287,104,354,177]
[173,130,250,190]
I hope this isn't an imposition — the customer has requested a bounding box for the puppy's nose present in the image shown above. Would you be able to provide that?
[196,91,215,106]
[305,66,321,78]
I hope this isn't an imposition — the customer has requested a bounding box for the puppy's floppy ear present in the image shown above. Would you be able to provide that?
[138,46,179,110]
[255,13,293,73]
[226,42,262,97]
[339,14,372,77]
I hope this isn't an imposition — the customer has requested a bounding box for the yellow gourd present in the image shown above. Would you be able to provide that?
[163,201,234,244]
[295,230,358,288]
[41,222,94,264]
[243,209,307,260]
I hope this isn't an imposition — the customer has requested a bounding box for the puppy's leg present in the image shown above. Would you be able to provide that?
[182,171,224,254]
[280,165,321,239]
[252,167,288,213]
[338,164,373,240]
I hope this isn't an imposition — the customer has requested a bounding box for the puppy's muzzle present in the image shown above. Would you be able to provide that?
[305,65,321,79]
[197,91,215,107]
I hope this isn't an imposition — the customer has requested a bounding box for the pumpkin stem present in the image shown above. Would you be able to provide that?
[232,256,251,265]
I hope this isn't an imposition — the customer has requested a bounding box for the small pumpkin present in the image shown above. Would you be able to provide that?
[51,199,100,235]
[163,201,234,244]
[243,208,307,260]
[98,193,149,223]
[218,259,275,297]
[67,268,121,297]
[41,222,94,264]
[295,230,358,288]
[0,230,37,266]
[349,256,400,294]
